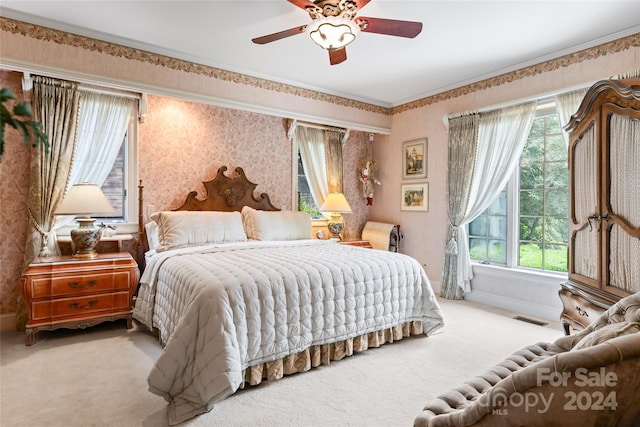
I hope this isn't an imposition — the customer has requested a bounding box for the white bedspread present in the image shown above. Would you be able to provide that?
[134,239,444,424]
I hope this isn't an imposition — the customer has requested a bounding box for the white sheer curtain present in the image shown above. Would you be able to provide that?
[443,102,537,297]
[555,88,588,146]
[68,92,134,187]
[56,92,134,228]
[296,125,329,207]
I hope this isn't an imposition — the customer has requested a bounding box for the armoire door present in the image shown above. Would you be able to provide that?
[602,106,640,297]
[569,120,600,288]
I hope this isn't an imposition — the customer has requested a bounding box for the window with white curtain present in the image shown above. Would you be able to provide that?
[297,151,323,218]
[67,89,138,225]
[469,105,569,272]
[93,133,128,221]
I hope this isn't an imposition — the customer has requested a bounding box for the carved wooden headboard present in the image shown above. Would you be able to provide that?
[136,166,279,268]
[174,166,279,212]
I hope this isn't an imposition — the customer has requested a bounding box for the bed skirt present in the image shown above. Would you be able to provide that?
[241,321,424,387]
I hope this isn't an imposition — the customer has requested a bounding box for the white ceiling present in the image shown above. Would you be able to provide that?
[1,1,639,107]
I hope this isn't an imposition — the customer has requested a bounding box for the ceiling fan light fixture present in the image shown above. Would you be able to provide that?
[305,16,360,51]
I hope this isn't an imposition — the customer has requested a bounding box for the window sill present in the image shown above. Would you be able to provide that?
[471,261,567,287]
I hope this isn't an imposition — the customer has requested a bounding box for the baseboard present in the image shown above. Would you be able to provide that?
[465,290,561,323]
[1,312,16,331]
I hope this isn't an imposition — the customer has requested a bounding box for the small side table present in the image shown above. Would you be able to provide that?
[339,239,373,249]
[19,252,139,345]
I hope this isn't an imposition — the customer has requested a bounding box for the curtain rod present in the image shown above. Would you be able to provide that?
[21,71,141,100]
[445,82,594,121]
[295,120,346,133]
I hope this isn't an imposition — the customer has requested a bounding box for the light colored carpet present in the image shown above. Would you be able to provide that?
[1,298,562,427]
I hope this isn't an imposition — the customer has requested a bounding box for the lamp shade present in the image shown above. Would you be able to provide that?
[320,192,352,213]
[305,16,360,51]
[55,183,115,216]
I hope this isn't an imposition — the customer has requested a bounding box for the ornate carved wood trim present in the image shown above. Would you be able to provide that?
[174,166,279,212]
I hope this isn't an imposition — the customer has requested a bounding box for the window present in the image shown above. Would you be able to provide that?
[469,189,507,263]
[94,133,127,222]
[469,108,569,272]
[297,151,323,219]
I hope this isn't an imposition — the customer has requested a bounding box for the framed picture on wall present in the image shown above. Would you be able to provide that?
[401,182,429,211]
[402,138,427,180]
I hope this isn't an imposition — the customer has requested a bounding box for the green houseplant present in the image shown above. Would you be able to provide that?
[0,87,48,159]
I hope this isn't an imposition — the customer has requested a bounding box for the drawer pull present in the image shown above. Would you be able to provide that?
[576,306,589,317]
[68,280,97,289]
[68,300,98,310]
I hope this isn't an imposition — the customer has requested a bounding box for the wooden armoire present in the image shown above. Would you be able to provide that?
[559,78,640,334]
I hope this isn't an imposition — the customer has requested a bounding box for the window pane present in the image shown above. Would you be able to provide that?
[521,136,544,164]
[95,139,126,222]
[545,134,566,161]
[488,239,506,263]
[545,162,568,188]
[488,216,506,239]
[297,152,323,219]
[487,191,507,215]
[520,190,543,215]
[520,164,543,189]
[544,190,568,216]
[545,115,562,134]
[469,238,488,260]
[469,216,487,237]
[529,117,545,137]
[520,217,542,241]
[543,243,568,271]
[544,217,569,244]
[519,242,543,269]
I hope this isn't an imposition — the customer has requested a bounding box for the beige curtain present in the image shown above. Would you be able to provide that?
[325,130,344,193]
[17,76,80,329]
[441,114,479,300]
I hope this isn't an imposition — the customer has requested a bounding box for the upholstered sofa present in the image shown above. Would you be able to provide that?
[414,292,640,427]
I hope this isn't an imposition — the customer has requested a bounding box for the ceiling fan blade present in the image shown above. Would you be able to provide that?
[287,0,323,14]
[329,47,347,65]
[355,17,423,38]
[354,0,372,11]
[252,25,306,44]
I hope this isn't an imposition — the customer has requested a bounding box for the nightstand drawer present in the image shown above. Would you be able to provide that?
[30,271,132,298]
[31,291,131,321]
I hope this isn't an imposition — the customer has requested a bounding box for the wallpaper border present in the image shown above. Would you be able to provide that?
[1,17,637,116]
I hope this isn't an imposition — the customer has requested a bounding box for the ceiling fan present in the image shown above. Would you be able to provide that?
[252,0,423,65]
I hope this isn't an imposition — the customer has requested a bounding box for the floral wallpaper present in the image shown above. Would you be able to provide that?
[0,71,31,315]
[0,81,373,316]
[0,17,637,319]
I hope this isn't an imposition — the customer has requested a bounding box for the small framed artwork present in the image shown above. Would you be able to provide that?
[401,182,429,211]
[402,138,427,180]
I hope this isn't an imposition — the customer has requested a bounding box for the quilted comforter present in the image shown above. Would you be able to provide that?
[134,239,444,424]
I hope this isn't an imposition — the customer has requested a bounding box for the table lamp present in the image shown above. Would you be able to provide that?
[320,192,352,240]
[54,182,115,259]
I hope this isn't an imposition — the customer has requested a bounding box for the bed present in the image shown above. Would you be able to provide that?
[133,166,444,425]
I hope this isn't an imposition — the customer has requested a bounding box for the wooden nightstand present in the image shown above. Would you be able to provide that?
[19,252,139,345]
[339,239,373,249]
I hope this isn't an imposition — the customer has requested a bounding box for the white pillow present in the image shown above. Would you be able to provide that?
[150,210,247,251]
[241,206,312,240]
[145,220,159,251]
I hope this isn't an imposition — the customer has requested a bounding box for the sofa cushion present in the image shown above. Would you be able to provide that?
[572,322,640,351]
